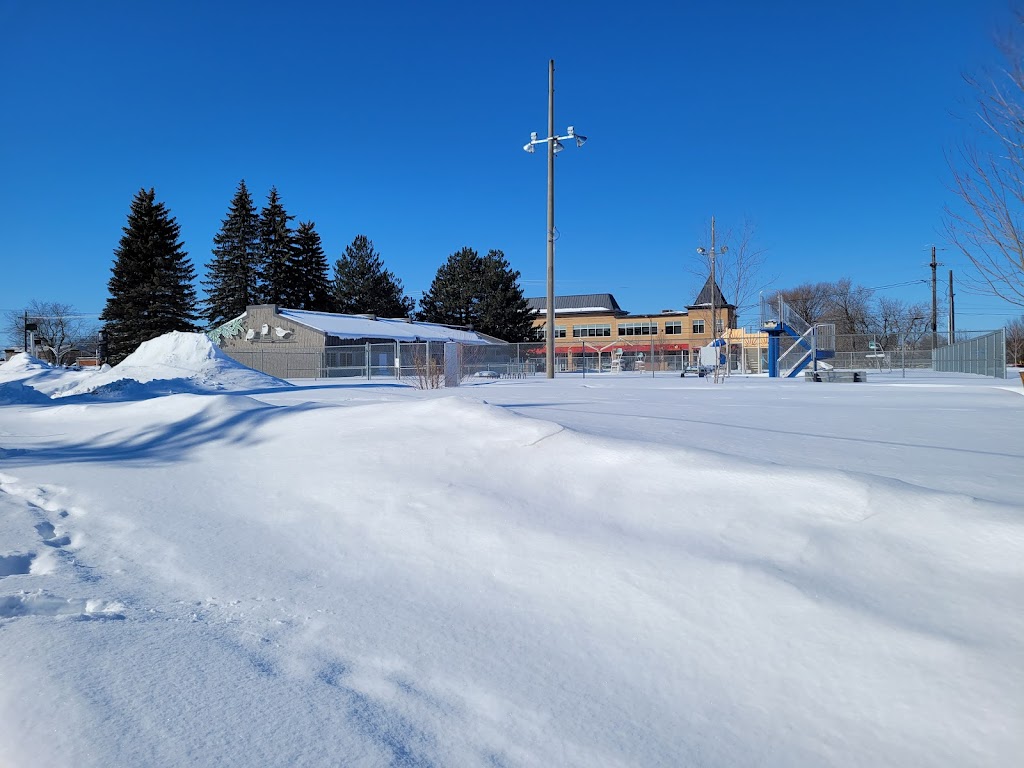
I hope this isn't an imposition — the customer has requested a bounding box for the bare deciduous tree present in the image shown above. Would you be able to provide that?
[867,297,931,349]
[3,301,97,365]
[768,282,834,325]
[945,13,1024,307]
[768,279,931,349]
[690,217,774,325]
[1006,315,1024,364]
[404,344,445,389]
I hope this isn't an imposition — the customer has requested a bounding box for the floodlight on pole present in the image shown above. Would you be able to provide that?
[697,217,728,382]
[523,59,587,379]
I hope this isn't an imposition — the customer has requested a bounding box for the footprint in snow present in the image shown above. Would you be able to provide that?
[34,521,71,547]
[0,591,125,620]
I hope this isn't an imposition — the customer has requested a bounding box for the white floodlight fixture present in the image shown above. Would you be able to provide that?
[720,245,728,254]
[552,138,565,154]
[567,126,587,147]
[697,247,707,255]
[523,142,535,153]
[531,132,539,142]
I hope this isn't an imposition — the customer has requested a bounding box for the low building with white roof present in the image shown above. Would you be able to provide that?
[209,304,502,379]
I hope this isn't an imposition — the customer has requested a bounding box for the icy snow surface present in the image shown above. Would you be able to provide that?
[0,334,1022,767]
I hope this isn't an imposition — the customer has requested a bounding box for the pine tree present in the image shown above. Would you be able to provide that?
[332,235,415,317]
[100,188,198,363]
[256,187,298,305]
[292,221,333,311]
[477,249,534,341]
[418,247,484,328]
[419,247,533,341]
[203,180,260,325]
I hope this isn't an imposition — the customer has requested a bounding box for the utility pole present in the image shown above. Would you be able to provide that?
[930,245,938,351]
[711,215,717,359]
[948,270,955,344]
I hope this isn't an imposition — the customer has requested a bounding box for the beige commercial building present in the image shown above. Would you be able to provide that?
[527,279,767,372]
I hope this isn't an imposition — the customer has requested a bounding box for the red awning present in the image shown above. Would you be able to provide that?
[562,343,690,353]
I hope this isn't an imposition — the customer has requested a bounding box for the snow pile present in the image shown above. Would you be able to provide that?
[0,352,108,399]
[55,332,290,398]
[0,352,53,374]
[0,381,52,405]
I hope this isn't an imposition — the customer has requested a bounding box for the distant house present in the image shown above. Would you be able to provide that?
[210,304,501,378]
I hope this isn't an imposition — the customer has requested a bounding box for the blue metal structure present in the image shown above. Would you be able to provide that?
[760,296,836,378]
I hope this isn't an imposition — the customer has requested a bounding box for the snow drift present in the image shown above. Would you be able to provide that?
[54,332,290,398]
[0,364,1021,767]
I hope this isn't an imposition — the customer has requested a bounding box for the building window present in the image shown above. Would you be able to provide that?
[692,320,705,334]
[572,324,611,338]
[665,321,682,335]
[617,322,657,336]
[534,324,566,340]
[715,319,724,334]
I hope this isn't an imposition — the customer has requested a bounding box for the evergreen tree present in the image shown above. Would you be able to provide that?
[256,187,298,305]
[332,235,415,317]
[292,221,333,311]
[419,247,533,341]
[477,249,534,341]
[419,247,485,328]
[100,188,198,364]
[202,180,260,325]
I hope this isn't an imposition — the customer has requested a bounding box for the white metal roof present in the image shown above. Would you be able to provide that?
[278,309,494,344]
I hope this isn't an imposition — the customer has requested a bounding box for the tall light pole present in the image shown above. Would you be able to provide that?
[697,216,727,381]
[524,59,586,378]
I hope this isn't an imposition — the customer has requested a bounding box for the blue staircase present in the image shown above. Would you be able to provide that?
[761,297,836,378]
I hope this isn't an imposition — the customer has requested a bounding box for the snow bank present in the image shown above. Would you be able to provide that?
[55,332,290,398]
[0,380,52,405]
[0,352,53,374]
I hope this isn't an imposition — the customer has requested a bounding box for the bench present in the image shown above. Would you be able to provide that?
[804,369,867,383]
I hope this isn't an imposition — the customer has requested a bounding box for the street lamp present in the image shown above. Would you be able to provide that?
[696,216,727,381]
[524,59,586,379]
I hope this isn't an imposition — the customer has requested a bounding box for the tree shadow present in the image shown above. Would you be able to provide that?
[1,398,319,467]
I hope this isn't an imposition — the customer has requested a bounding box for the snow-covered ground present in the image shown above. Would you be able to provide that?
[1,334,1022,767]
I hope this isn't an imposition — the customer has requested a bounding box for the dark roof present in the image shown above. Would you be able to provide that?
[687,277,734,309]
[526,293,624,314]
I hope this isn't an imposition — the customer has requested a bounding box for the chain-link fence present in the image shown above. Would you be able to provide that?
[222,331,1001,382]
[222,341,552,381]
[823,334,933,372]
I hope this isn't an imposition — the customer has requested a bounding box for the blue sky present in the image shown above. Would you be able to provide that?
[1,0,1017,331]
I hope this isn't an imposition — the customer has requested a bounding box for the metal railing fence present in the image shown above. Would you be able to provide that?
[933,329,1006,378]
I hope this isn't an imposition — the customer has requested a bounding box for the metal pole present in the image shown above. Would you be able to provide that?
[930,245,938,350]
[711,216,719,382]
[901,332,906,378]
[546,59,556,380]
[948,270,955,344]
